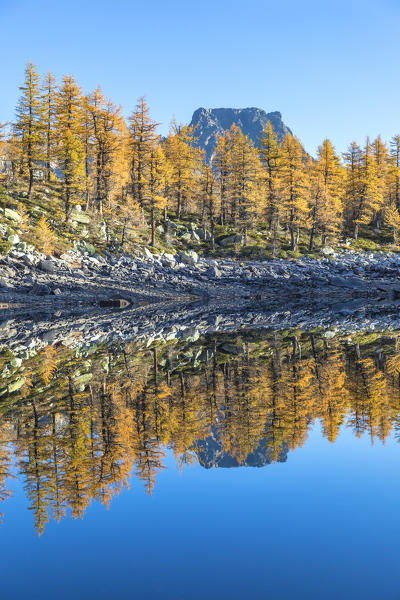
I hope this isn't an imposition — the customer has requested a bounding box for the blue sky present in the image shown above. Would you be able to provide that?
[1,0,399,155]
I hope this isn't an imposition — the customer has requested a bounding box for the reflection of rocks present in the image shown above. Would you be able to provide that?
[196,429,287,469]
[4,243,400,311]
[5,293,400,360]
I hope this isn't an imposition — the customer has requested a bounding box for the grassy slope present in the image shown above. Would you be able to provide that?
[0,181,398,261]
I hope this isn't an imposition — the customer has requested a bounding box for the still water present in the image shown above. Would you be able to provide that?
[1,328,400,599]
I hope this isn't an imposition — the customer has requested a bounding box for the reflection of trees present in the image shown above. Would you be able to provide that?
[2,331,400,532]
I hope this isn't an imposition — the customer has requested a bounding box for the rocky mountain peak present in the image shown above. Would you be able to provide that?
[189,106,292,161]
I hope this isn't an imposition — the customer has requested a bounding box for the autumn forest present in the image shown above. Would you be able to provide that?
[2,63,400,257]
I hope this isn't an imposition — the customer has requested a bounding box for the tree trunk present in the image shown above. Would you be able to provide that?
[121,220,127,248]
[151,208,155,246]
[176,187,182,219]
[290,226,295,251]
[28,167,34,198]
[309,224,315,252]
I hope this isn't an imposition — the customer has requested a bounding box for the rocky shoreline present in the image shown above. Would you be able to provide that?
[2,245,400,311]
[2,245,400,356]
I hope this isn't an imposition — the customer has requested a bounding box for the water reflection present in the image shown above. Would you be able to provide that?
[1,329,400,533]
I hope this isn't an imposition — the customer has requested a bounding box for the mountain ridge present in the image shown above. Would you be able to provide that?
[189,106,293,161]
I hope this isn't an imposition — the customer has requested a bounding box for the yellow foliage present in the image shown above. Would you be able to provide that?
[38,346,59,385]
[36,215,56,255]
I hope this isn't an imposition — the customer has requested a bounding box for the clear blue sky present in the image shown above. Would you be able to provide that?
[1,0,399,156]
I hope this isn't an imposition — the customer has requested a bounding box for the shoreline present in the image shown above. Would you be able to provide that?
[2,246,400,312]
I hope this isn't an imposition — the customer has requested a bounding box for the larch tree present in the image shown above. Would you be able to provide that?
[342,142,363,239]
[212,129,233,225]
[15,62,44,197]
[164,120,203,218]
[308,139,343,250]
[80,95,94,210]
[87,87,125,215]
[0,122,6,155]
[128,96,158,211]
[353,138,383,238]
[3,133,22,186]
[389,135,400,210]
[259,121,283,255]
[147,143,168,246]
[280,133,309,251]
[54,75,85,219]
[229,124,263,243]
[201,162,218,250]
[0,122,7,184]
[371,135,390,228]
[41,72,57,182]
[385,204,400,243]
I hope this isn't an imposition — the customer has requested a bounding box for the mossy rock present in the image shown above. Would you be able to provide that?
[4,208,22,223]
[8,377,26,393]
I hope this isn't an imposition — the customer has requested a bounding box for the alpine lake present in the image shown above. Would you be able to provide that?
[1,322,400,600]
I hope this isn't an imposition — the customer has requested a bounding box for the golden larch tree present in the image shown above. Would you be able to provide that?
[280,133,309,251]
[15,62,44,197]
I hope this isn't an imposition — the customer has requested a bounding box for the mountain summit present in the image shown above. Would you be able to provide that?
[189,107,292,161]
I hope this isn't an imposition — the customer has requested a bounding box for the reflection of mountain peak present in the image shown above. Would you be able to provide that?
[195,429,288,469]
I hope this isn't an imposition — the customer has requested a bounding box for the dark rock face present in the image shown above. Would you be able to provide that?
[195,429,288,469]
[189,107,292,161]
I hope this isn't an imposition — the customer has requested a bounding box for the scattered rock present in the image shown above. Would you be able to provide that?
[207,265,222,278]
[181,250,199,266]
[182,327,200,342]
[5,208,22,223]
[39,260,57,273]
[219,234,242,247]
[161,253,176,267]
[321,247,336,257]
[70,210,90,225]
[7,234,20,245]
